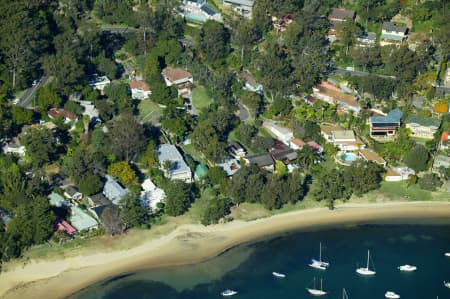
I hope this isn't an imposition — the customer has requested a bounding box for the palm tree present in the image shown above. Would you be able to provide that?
[297,146,317,170]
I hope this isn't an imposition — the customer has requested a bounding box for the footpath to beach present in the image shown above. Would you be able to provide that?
[1,201,449,299]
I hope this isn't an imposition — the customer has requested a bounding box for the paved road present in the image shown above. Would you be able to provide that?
[333,68,396,80]
[101,27,138,34]
[17,76,49,109]
[237,103,251,122]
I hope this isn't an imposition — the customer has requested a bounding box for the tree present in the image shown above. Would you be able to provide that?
[405,144,430,173]
[343,161,384,196]
[228,165,267,205]
[261,174,285,209]
[418,173,442,191]
[201,197,231,225]
[237,124,257,147]
[20,127,57,168]
[119,192,149,228]
[12,106,33,126]
[285,170,305,203]
[267,98,292,116]
[190,122,227,162]
[252,136,274,151]
[205,167,228,188]
[198,20,230,63]
[100,206,124,235]
[234,20,261,65]
[107,113,147,161]
[312,168,348,204]
[108,161,139,188]
[160,104,193,142]
[336,19,362,55]
[42,53,84,94]
[139,140,159,168]
[296,146,318,170]
[78,174,103,196]
[104,83,132,114]
[36,86,62,110]
[164,180,194,216]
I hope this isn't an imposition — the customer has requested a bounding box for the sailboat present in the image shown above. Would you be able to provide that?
[444,281,450,288]
[306,277,327,296]
[309,242,330,270]
[385,291,400,299]
[356,250,376,275]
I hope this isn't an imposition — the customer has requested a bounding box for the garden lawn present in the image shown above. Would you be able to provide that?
[192,85,213,113]
[138,100,162,123]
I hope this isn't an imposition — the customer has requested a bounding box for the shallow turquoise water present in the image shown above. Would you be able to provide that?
[71,225,450,299]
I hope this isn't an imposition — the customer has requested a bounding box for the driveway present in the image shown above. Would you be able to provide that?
[17,76,49,109]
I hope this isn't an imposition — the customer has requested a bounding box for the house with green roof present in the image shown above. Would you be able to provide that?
[380,22,408,46]
[369,108,403,139]
[404,114,441,139]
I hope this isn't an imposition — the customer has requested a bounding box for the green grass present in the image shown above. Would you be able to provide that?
[192,86,214,113]
[186,188,216,222]
[181,143,207,164]
[369,181,433,201]
[413,20,434,33]
[138,100,162,123]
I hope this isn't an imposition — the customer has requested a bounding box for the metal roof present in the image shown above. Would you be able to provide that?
[370,109,403,124]
[157,144,191,177]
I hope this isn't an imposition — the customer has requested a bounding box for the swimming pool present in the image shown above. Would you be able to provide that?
[342,153,357,162]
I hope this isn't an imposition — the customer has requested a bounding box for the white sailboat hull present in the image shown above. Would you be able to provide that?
[445,252,450,257]
[444,281,450,288]
[309,260,328,270]
[306,288,327,296]
[398,265,417,272]
[385,291,400,299]
[272,272,286,278]
[356,267,376,275]
[221,290,238,296]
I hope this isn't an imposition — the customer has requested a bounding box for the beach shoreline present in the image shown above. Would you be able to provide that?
[1,201,449,299]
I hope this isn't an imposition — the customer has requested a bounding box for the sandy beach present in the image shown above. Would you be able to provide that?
[1,201,449,299]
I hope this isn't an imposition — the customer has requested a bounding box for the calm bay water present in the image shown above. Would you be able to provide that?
[71,225,450,299]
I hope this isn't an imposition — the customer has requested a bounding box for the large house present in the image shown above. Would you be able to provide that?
[128,80,151,100]
[404,114,441,139]
[223,0,254,18]
[162,67,194,97]
[157,144,192,182]
[70,206,98,231]
[369,108,403,139]
[244,154,274,172]
[263,121,293,146]
[140,178,166,211]
[329,130,364,153]
[380,22,408,46]
[327,8,356,36]
[313,82,361,114]
[182,0,222,23]
[356,32,377,47]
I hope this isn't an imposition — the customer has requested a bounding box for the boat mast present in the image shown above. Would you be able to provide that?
[366,250,370,269]
[319,242,322,262]
[320,278,323,291]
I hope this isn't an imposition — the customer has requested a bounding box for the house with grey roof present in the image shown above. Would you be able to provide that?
[216,157,241,176]
[357,32,377,47]
[404,114,441,139]
[244,154,274,172]
[103,175,129,205]
[70,206,98,231]
[369,109,403,139]
[380,22,408,46]
[48,192,71,208]
[223,0,254,18]
[157,144,192,182]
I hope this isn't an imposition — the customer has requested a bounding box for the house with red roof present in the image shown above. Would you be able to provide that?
[56,219,77,237]
[128,80,151,100]
[162,67,194,97]
[48,108,78,124]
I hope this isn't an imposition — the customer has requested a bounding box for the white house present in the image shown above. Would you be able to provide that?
[2,143,26,156]
[128,80,151,100]
[223,0,254,18]
[182,0,223,23]
[331,130,364,152]
[140,178,166,212]
[263,121,293,146]
[380,22,408,46]
[87,74,111,92]
[157,144,192,183]
[240,71,263,94]
[103,175,129,205]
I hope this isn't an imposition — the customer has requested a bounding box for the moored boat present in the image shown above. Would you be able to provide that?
[398,264,417,272]
[444,281,450,288]
[309,242,330,270]
[306,277,327,296]
[221,289,238,296]
[445,252,450,257]
[356,250,376,275]
[385,291,400,299]
[272,272,286,278]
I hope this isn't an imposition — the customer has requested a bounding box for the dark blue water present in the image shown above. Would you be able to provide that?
[71,225,450,299]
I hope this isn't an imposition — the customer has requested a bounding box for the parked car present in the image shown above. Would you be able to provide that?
[12,98,20,105]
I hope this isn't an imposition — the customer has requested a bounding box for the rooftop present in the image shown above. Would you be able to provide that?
[48,108,78,121]
[217,158,241,176]
[157,144,191,176]
[404,114,441,129]
[246,154,274,167]
[103,175,128,205]
[224,0,255,6]
[370,108,403,124]
[359,148,386,165]
[320,124,344,135]
[333,130,356,141]
[328,8,355,21]
[48,192,70,207]
[70,206,98,231]
[89,193,110,207]
[381,33,405,41]
[201,3,218,16]
[162,67,192,82]
[128,80,150,91]
[240,71,259,88]
[382,22,408,34]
